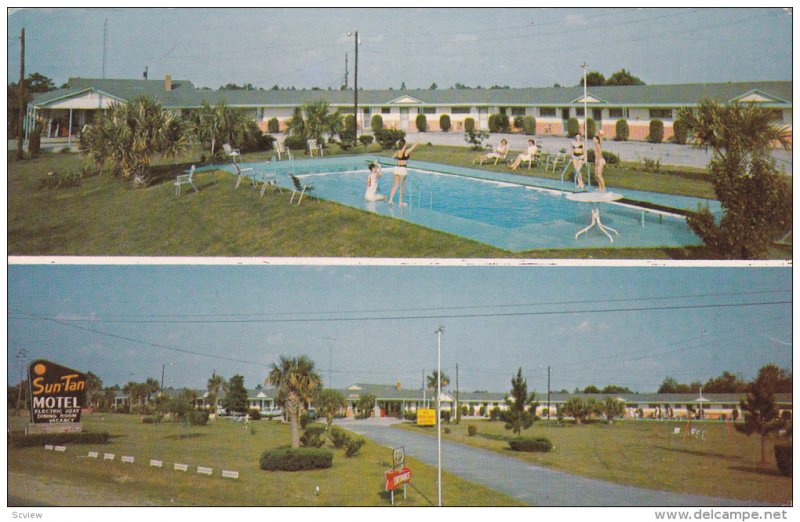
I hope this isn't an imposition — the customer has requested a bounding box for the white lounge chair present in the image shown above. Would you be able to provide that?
[289,175,314,205]
[275,141,292,161]
[223,143,241,163]
[233,163,255,190]
[307,139,323,157]
[174,165,197,196]
[258,162,281,198]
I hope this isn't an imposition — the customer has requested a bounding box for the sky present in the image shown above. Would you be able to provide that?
[6,7,793,91]
[7,264,791,395]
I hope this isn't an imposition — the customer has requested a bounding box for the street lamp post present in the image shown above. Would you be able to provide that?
[347,31,359,138]
[435,325,444,507]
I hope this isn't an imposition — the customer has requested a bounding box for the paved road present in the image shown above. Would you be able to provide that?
[337,418,765,507]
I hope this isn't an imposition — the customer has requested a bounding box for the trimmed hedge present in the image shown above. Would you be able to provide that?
[374,128,406,150]
[439,114,451,132]
[259,446,333,471]
[672,119,688,144]
[775,444,792,477]
[247,408,261,421]
[467,425,477,437]
[267,117,280,133]
[522,116,536,135]
[508,437,553,453]
[648,119,664,143]
[415,114,427,132]
[567,117,580,137]
[358,135,374,146]
[615,119,629,141]
[464,117,475,133]
[370,114,383,132]
[10,431,110,448]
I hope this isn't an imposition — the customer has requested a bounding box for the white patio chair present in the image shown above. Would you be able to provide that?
[233,163,255,190]
[275,141,292,161]
[223,143,241,163]
[174,165,197,196]
[307,139,323,157]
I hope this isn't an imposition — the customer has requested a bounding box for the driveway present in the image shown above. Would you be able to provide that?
[336,417,765,507]
[401,131,793,174]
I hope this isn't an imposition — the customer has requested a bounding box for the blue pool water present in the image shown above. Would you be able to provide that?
[236,157,716,252]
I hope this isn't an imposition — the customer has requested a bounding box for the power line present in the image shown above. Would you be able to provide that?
[7,289,789,322]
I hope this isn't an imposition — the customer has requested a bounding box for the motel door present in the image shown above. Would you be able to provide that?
[478,107,489,130]
[400,108,409,130]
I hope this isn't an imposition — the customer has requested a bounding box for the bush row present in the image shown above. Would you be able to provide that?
[259,446,333,471]
[9,431,110,448]
[507,437,553,453]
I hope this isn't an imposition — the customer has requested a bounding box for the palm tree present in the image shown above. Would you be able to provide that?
[207,373,226,411]
[80,96,187,186]
[285,101,343,145]
[315,388,346,431]
[427,370,450,390]
[676,101,792,258]
[267,355,322,448]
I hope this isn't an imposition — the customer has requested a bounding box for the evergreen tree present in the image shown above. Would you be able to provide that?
[504,368,538,435]
[222,374,248,414]
[736,365,788,463]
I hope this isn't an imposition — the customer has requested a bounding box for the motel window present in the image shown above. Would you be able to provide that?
[511,107,526,116]
[576,108,585,117]
[539,107,556,117]
[363,107,371,115]
[592,108,603,121]
[649,108,673,120]
[608,108,625,119]
[381,107,391,114]
[422,107,436,115]
[452,107,471,114]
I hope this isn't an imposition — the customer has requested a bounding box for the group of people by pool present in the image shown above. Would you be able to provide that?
[364,133,607,204]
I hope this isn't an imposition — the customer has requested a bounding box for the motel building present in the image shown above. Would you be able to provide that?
[109,383,791,422]
[27,76,792,146]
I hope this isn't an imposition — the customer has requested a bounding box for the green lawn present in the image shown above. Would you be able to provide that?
[8,149,721,258]
[7,413,523,506]
[397,418,791,505]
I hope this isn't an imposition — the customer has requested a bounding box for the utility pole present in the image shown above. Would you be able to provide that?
[547,365,551,420]
[16,28,25,160]
[15,348,29,416]
[161,364,165,395]
[435,326,445,507]
[344,53,348,89]
[455,364,459,424]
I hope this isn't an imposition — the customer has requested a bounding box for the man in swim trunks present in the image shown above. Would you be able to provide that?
[388,139,419,206]
[364,161,386,201]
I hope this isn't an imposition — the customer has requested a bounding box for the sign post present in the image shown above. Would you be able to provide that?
[26,359,88,435]
[385,446,410,505]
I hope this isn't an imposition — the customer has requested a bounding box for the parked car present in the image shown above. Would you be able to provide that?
[215,407,228,416]
[261,408,284,420]
[306,407,318,420]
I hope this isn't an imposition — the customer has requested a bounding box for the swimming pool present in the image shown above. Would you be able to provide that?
[239,156,716,252]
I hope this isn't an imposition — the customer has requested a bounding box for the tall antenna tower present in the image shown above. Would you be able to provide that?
[102,18,108,78]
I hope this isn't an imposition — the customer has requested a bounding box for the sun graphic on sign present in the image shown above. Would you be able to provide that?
[33,363,47,375]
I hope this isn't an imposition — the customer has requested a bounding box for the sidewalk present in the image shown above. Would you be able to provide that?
[336,418,767,507]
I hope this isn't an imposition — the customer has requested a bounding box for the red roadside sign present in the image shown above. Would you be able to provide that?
[384,466,412,491]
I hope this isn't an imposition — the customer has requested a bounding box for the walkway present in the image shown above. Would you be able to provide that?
[336,417,764,507]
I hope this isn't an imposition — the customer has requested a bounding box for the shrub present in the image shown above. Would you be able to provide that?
[467,425,477,437]
[522,116,536,135]
[441,410,451,423]
[284,134,306,150]
[489,406,502,421]
[641,157,661,173]
[240,120,275,153]
[248,408,261,421]
[439,114,451,132]
[344,438,366,458]
[374,128,406,150]
[775,444,792,477]
[586,118,597,139]
[39,169,87,189]
[300,426,327,448]
[9,431,110,448]
[188,410,209,426]
[464,129,489,151]
[615,119,629,141]
[404,412,417,421]
[464,117,475,133]
[358,135,374,146]
[141,415,162,424]
[443,427,451,434]
[587,150,620,165]
[567,117,580,137]
[28,122,43,155]
[648,119,664,143]
[344,114,357,141]
[508,437,553,453]
[267,117,280,133]
[479,405,486,417]
[370,114,383,132]
[259,446,333,471]
[488,114,510,133]
[415,114,427,132]
[672,119,688,144]
[330,427,350,449]
[513,116,524,130]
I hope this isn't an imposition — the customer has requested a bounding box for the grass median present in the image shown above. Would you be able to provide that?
[7,413,523,506]
[396,418,791,505]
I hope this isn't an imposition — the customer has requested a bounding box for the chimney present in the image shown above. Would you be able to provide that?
[164,74,172,91]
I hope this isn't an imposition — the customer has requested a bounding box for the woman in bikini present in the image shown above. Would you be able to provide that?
[388,139,419,206]
[571,133,586,189]
[593,131,606,192]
